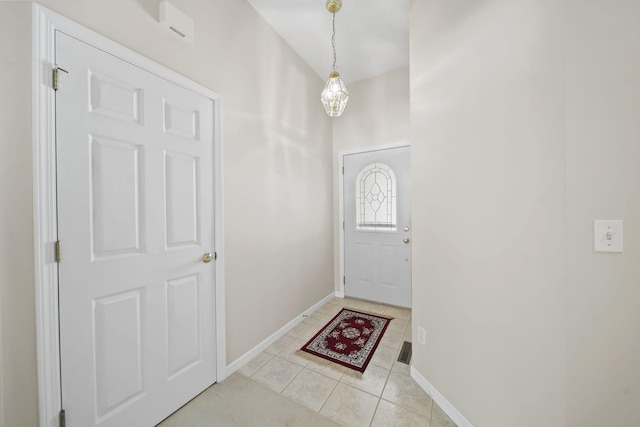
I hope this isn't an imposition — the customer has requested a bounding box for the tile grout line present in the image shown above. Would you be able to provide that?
[368,397,382,427]
[316,372,341,415]
[274,354,306,394]
[367,360,394,427]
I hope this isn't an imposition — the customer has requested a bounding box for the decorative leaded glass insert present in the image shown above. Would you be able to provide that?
[356,163,397,231]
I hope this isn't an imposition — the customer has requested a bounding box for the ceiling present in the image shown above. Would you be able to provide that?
[246,0,410,84]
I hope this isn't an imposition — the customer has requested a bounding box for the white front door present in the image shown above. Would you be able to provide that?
[344,146,411,308]
[56,32,217,426]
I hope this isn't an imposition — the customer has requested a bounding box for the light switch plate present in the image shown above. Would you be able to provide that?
[594,220,623,253]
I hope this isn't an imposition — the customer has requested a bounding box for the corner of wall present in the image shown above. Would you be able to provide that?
[411,366,475,427]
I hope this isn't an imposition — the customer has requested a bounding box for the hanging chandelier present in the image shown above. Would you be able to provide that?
[320,0,349,117]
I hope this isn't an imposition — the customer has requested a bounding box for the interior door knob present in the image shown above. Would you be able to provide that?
[202,252,213,263]
[403,237,410,244]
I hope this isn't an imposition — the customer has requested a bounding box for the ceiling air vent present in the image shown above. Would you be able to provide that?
[159,0,194,41]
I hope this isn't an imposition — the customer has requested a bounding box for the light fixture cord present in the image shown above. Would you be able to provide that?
[331,11,337,72]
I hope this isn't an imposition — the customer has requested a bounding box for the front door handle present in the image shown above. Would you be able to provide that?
[202,252,213,263]
[403,237,410,244]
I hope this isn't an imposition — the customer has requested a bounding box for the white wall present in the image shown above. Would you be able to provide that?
[0,0,333,424]
[411,1,640,426]
[0,5,36,426]
[565,0,640,425]
[410,1,566,426]
[331,68,410,291]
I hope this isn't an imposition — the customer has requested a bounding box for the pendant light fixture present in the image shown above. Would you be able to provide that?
[321,0,349,117]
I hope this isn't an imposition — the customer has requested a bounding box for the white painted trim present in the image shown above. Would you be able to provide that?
[33,5,63,426]
[32,4,226,426]
[337,142,411,298]
[226,293,335,376]
[411,366,475,427]
[214,99,227,382]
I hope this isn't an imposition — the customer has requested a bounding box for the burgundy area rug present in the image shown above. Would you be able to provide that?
[300,308,392,373]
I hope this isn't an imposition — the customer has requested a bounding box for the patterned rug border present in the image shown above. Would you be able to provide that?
[300,308,393,373]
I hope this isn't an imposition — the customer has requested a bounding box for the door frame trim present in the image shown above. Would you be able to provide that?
[32,4,226,426]
[338,142,411,299]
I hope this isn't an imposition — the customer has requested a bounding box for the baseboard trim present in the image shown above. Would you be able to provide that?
[410,366,475,427]
[226,292,336,375]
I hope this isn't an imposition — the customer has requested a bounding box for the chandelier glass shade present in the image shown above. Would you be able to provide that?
[321,0,349,117]
[321,71,349,117]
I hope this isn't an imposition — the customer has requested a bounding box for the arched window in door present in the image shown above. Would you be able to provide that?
[356,163,397,231]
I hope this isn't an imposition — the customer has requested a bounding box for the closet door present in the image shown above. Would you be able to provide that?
[56,31,217,426]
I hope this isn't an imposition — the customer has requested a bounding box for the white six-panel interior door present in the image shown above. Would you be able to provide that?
[56,31,217,426]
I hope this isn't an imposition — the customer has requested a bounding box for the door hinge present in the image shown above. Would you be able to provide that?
[59,409,66,427]
[54,241,62,263]
[53,67,68,91]
[343,276,346,285]
[342,221,345,230]
[342,166,344,175]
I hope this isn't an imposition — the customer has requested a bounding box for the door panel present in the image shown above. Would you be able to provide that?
[91,136,144,257]
[89,71,143,124]
[93,290,144,417]
[165,152,199,248]
[166,274,201,377]
[56,31,216,426]
[344,146,411,308]
[163,99,200,140]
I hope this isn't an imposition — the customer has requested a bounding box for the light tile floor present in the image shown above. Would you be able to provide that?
[239,297,458,427]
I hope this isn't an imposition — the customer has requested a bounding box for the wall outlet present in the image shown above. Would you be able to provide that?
[417,326,426,346]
